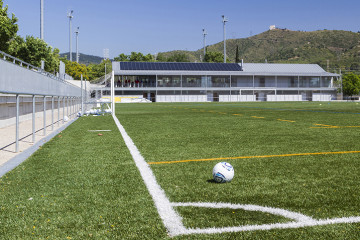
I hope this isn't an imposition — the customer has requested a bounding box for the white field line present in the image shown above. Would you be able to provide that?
[112,114,360,237]
[171,202,314,222]
[112,114,187,236]
[172,202,360,235]
[184,216,360,235]
[87,130,112,132]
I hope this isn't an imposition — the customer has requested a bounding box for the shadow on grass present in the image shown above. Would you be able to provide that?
[207,179,220,184]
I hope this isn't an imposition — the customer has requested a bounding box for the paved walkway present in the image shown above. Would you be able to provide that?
[0,108,75,167]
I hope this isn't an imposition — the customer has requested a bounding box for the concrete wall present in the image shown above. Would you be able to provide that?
[0,59,82,96]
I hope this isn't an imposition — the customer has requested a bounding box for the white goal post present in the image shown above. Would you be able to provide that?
[111,71,115,115]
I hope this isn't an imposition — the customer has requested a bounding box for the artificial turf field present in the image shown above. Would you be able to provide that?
[0,101,359,239]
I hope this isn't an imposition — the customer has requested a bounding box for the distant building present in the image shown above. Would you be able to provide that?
[91,62,340,102]
[269,25,276,30]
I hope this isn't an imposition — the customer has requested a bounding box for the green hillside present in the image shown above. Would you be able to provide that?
[162,29,360,72]
[60,52,104,65]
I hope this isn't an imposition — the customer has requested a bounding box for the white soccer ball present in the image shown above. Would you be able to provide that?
[212,162,234,183]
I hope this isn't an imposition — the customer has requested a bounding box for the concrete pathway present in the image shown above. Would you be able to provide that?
[0,108,75,167]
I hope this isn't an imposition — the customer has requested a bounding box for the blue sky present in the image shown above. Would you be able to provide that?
[3,0,360,58]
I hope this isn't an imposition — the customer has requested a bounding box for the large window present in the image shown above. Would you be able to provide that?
[321,77,332,88]
[309,77,320,87]
[182,76,202,87]
[120,75,156,88]
[254,76,275,87]
[157,75,181,87]
[299,76,309,87]
[207,76,230,87]
[277,76,297,88]
[231,76,253,87]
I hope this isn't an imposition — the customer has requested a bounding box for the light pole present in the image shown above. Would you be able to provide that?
[202,29,207,62]
[40,0,44,40]
[68,10,73,61]
[75,27,79,63]
[222,15,228,63]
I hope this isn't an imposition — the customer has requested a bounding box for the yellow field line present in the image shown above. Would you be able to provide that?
[311,124,339,128]
[277,119,296,123]
[148,150,360,165]
[311,124,360,129]
[251,116,265,119]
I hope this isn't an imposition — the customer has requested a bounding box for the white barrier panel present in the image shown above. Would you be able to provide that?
[267,95,302,101]
[157,95,207,102]
[218,95,256,102]
[312,94,332,101]
[0,59,81,97]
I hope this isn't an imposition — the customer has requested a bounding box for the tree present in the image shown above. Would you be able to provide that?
[114,52,155,62]
[60,58,89,80]
[88,59,112,81]
[167,52,189,62]
[342,73,360,99]
[204,51,225,63]
[114,53,129,61]
[129,52,144,61]
[0,1,18,52]
[156,53,167,62]
[235,45,240,63]
[143,53,155,62]
[13,36,60,73]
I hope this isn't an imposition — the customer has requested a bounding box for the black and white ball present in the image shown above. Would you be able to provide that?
[212,162,234,183]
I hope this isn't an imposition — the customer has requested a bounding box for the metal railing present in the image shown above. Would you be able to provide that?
[0,51,85,153]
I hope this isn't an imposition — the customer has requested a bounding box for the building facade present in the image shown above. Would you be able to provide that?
[94,62,340,102]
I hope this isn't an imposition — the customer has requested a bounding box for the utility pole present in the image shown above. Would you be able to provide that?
[202,29,207,62]
[68,10,73,61]
[75,27,80,63]
[40,0,44,40]
[222,15,228,63]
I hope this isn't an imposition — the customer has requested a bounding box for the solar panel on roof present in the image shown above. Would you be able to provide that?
[118,62,242,71]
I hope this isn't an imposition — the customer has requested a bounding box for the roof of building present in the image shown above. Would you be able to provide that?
[242,63,328,74]
[112,62,339,77]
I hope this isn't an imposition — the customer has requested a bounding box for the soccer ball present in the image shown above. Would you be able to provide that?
[212,162,234,183]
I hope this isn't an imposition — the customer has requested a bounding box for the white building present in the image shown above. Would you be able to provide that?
[93,62,340,102]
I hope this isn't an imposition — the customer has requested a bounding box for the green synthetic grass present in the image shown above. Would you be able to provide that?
[0,116,167,239]
[115,101,360,239]
[0,102,359,239]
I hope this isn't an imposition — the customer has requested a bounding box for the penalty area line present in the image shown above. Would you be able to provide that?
[184,216,360,235]
[148,150,360,165]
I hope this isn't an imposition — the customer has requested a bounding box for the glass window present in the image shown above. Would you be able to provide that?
[321,77,332,88]
[254,76,275,87]
[182,76,202,87]
[277,76,297,88]
[309,77,320,87]
[299,76,309,87]
[207,76,230,87]
[121,75,156,88]
[231,76,253,87]
[157,75,181,87]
